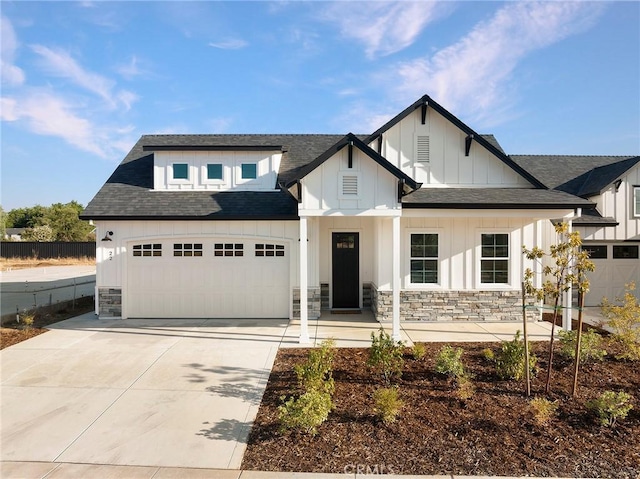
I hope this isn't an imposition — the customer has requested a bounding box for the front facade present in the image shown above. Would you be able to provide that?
[82,95,638,340]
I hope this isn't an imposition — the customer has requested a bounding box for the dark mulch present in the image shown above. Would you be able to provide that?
[0,296,94,349]
[243,340,640,478]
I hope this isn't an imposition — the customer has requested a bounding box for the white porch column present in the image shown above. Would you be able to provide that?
[392,215,401,341]
[299,216,310,343]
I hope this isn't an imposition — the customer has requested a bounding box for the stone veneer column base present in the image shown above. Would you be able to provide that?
[98,287,122,318]
[373,289,537,322]
[292,287,321,319]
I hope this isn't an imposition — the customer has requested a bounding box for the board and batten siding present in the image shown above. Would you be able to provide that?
[153,150,282,191]
[578,164,640,241]
[373,107,532,188]
[299,147,401,215]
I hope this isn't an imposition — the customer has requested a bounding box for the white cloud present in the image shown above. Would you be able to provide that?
[322,2,449,58]
[31,44,138,111]
[392,1,605,126]
[116,55,146,80]
[208,39,248,50]
[1,16,26,86]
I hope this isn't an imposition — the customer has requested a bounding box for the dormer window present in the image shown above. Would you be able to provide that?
[207,164,223,180]
[634,186,640,217]
[241,163,257,179]
[172,163,189,180]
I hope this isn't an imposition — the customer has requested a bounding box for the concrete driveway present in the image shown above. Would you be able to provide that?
[1,313,289,470]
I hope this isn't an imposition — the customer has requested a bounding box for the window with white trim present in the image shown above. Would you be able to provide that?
[174,243,203,257]
[255,243,285,257]
[241,163,257,179]
[172,163,189,180]
[207,163,223,180]
[480,233,509,284]
[634,186,640,218]
[410,233,438,284]
[133,243,162,257]
[214,243,243,257]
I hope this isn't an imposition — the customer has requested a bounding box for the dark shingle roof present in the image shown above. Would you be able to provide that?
[82,134,345,220]
[573,208,618,226]
[510,155,640,194]
[402,188,593,209]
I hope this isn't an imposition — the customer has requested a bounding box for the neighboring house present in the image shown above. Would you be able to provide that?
[4,228,26,241]
[81,95,638,341]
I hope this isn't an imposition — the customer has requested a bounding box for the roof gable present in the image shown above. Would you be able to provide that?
[365,95,545,188]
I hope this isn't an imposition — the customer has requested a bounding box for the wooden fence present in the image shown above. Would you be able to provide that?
[0,242,96,259]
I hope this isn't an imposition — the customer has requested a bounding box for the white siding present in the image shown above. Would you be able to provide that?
[153,150,282,191]
[299,147,401,215]
[579,164,640,241]
[377,107,532,188]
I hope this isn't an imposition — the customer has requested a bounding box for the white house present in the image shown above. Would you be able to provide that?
[81,95,639,341]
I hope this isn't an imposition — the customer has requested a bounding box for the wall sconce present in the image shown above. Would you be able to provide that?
[101,231,114,241]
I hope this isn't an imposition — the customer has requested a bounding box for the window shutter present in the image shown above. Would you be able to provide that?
[342,175,358,196]
[416,135,430,163]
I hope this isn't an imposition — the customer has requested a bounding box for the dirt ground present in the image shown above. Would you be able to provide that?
[0,296,94,349]
[0,256,95,271]
[243,340,640,478]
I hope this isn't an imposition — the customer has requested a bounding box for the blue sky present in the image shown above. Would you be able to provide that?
[1,1,639,211]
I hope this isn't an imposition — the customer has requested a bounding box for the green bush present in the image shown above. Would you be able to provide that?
[295,338,336,395]
[368,329,404,385]
[278,389,333,435]
[373,386,403,424]
[558,329,607,363]
[587,391,634,427]
[482,348,495,362]
[601,283,640,361]
[456,375,476,401]
[530,397,558,425]
[495,331,537,381]
[410,342,426,360]
[435,345,465,379]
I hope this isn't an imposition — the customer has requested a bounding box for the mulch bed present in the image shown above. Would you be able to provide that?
[243,340,640,478]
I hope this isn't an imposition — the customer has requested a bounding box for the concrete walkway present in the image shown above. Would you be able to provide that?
[2,312,560,479]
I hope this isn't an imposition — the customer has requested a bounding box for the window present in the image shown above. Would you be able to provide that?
[207,163,223,180]
[410,233,438,284]
[172,163,189,180]
[613,245,639,259]
[173,243,203,257]
[480,233,509,284]
[583,245,608,259]
[133,244,162,257]
[241,163,257,179]
[255,243,285,257]
[214,243,243,257]
[634,186,640,217]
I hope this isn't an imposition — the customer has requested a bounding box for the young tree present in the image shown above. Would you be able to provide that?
[523,222,594,395]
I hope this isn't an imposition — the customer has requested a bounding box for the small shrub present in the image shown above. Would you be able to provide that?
[373,386,403,424]
[601,283,640,361]
[456,376,476,401]
[295,338,336,395]
[530,397,558,425]
[278,389,333,435]
[495,331,537,381]
[558,329,606,363]
[435,345,465,379]
[20,311,36,330]
[482,348,495,362]
[410,342,426,360]
[587,391,634,427]
[368,329,404,385]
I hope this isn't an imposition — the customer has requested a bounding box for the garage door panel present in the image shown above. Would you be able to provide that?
[585,246,639,306]
[127,239,289,318]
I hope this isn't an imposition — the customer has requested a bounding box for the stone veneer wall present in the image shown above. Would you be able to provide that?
[292,287,321,319]
[373,289,537,322]
[98,287,122,318]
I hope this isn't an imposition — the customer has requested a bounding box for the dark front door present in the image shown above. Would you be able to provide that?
[332,232,359,308]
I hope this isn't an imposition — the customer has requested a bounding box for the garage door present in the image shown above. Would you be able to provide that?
[126,239,290,318]
[584,244,640,306]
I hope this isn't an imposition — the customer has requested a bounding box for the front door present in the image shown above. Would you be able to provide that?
[332,232,359,308]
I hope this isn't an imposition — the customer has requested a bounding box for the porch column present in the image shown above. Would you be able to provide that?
[299,216,310,343]
[392,215,401,341]
[562,218,573,331]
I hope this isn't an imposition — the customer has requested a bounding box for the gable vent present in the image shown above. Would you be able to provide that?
[416,135,430,163]
[342,174,358,196]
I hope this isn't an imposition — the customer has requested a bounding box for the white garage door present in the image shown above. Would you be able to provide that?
[126,239,290,318]
[585,244,640,307]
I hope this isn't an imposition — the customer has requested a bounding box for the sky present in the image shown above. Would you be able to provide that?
[1,1,639,211]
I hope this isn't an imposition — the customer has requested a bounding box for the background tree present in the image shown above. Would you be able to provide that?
[0,205,6,239]
[21,224,55,242]
[5,205,47,229]
[4,201,93,241]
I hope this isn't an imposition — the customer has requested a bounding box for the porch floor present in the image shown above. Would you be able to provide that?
[281,310,556,348]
